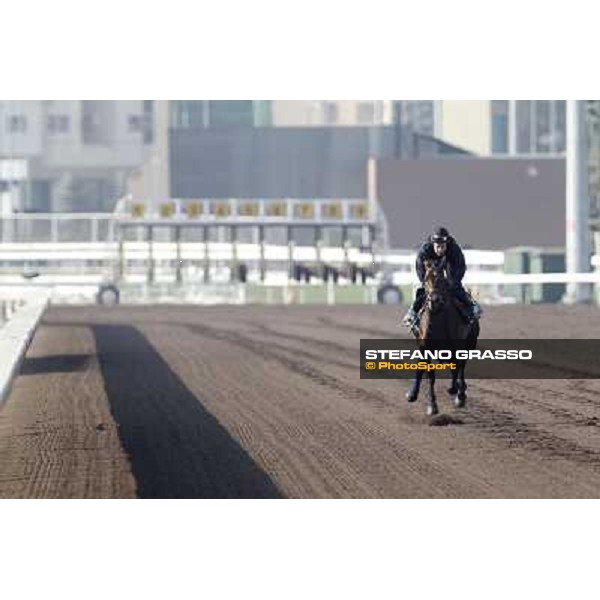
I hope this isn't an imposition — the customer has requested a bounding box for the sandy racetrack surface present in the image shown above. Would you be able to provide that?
[1,304,600,498]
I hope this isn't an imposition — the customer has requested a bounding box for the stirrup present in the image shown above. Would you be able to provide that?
[403,307,417,323]
[403,311,420,336]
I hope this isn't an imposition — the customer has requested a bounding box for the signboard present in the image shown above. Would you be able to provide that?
[211,201,231,217]
[0,159,28,181]
[349,203,369,220]
[159,202,176,218]
[131,203,146,218]
[322,202,343,220]
[185,201,203,219]
[294,203,315,219]
[238,201,259,217]
[265,202,286,217]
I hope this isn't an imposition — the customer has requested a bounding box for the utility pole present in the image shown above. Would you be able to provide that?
[564,100,591,303]
[393,101,402,159]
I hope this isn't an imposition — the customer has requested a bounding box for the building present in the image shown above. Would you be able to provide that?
[125,100,582,253]
[128,100,469,201]
[271,101,394,126]
[434,100,567,157]
[270,100,435,130]
[394,101,440,136]
[168,124,469,200]
[377,157,566,249]
[0,100,150,213]
[169,101,272,128]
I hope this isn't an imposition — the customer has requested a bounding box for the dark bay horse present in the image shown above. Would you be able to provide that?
[406,259,480,416]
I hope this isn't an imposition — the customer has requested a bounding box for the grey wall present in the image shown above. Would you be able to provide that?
[169,127,564,251]
[377,158,566,250]
[169,126,468,199]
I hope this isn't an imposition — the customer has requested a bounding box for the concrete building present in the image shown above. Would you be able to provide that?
[168,125,469,200]
[169,101,272,128]
[271,101,393,126]
[127,100,170,203]
[169,100,398,128]
[125,100,578,253]
[437,101,491,155]
[128,100,462,200]
[0,100,150,212]
[434,100,567,157]
[377,157,565,249]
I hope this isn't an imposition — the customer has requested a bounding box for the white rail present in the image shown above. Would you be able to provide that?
[1,241,600,288]
[0,297,49,405]
[0,242,505,265]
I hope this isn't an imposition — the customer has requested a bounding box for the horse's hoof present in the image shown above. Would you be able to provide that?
[447,385,458,395]
[454,395,466,409]
[426,402,439,416]
[406,391,418,403]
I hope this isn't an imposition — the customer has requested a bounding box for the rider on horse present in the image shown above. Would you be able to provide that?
[402,227,482,333]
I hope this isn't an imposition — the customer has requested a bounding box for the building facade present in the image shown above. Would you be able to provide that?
[271,101,394,126]
[130,101,451,201]
[433,100,567,157]
[169,101,272,128]
[0,100,151,212]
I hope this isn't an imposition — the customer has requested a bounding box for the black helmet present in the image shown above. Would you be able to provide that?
[430,227,450,243]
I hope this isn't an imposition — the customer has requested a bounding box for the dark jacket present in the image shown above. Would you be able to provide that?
[415,238,466,287]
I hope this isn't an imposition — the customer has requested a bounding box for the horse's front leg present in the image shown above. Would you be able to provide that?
[447,368,458,396]
[454,360,468,408]
[426,364,438,416]
[406,368,424,403]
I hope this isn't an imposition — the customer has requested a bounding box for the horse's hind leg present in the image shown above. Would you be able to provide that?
[447,368,458,396]
[426,368,438,416]
[406,369,424,403]
[454,361,467,408]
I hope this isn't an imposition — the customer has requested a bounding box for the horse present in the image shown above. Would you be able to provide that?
[405,258,480,416]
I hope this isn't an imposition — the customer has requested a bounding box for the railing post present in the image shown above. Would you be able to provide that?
[175,225,182,284]
[203,226,209,283]
[147,225,155,284]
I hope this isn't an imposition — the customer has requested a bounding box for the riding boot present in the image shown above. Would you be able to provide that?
[471,299,482,321]
[402,306,420,332]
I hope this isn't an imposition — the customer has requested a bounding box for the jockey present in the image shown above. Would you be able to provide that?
[402,226,482,331]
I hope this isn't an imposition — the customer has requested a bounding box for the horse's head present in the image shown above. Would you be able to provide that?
[423,258,450,312]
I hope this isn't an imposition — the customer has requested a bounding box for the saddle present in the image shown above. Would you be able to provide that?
[453,299,471,323]
[452,290,477,323]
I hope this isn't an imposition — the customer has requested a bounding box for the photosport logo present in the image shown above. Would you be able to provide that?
[359,340,600,380]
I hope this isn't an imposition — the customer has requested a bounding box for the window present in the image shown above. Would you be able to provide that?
[47,114,69,133]
[322,101,338,124]
[553,100,566,153]
[491,100,508,154]
[253,100,272,126]
[143,100,154,144]
[81,101,112,145]
[402,101,435,135]
[515,100,566,155]
[535,100,551,153]
[357,102,375,124]
[170,101,205,128]
[128,115,142,131]
[516,100,532,154]
[7,115,27,133]
[24,181,51,212]
[209,101,255,126]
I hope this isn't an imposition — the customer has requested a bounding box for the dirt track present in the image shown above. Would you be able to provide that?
[1,303,600,498]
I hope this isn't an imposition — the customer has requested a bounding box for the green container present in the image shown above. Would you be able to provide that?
[504,246,565,304]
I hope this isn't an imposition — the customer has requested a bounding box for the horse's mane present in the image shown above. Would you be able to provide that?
[418,258,467,342]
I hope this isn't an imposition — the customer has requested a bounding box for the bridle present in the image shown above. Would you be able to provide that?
[423,258,450,315]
